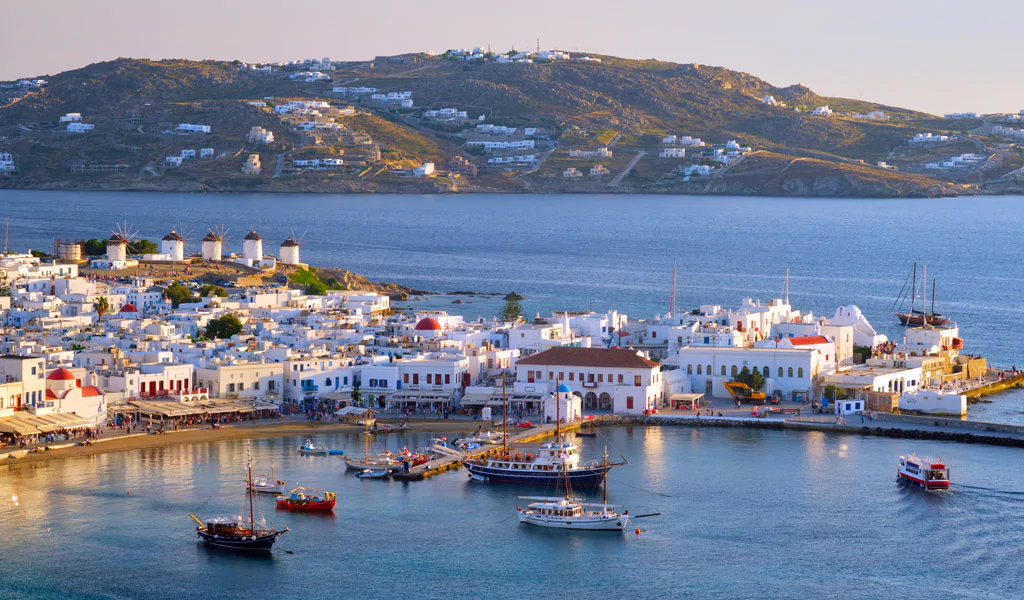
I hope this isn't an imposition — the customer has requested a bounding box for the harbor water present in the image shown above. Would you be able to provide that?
[2,426,1023,600]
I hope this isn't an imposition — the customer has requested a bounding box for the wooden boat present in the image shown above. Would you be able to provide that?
[898,454,950,490]
[576,420,598,438]
[191,442,287,552]
[345,417,401,471]
[275,486,336,512]
[298,439,331,456]
[515,448,647,532]
[892,263,950,327]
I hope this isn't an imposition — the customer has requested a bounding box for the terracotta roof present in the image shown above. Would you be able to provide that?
[787,335,831,346]
[47,367,77,381]
[81,386,102,397]
[516,347,658,370]
[45,389,58,400]
[119,303,139,313]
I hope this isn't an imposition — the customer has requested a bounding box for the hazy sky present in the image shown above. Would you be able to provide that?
[7,0,1022,115]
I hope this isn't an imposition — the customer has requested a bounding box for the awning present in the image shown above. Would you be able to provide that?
[336,406,375,417]
[0,418,40,436]
[322,391,353,402]
[390,391,454,404]
[461,392,496,406]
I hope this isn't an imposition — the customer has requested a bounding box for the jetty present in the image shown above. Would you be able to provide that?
[391,420,583,482]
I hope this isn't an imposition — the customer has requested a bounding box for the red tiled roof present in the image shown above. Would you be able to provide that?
[415,317,442,331]
[516,347,658,370]
[119,303,139,313]
[81,386,102,397]
[787,335,831,346]
[45,389,58,400]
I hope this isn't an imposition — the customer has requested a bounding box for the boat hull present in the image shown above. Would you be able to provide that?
[249,484,285,495]
[196,529,284,552]
[898,472,950,490]
[298,448,330,456]
[896,313,949,327]
[517,511,629,531]
[346,458,399,471]
[275,498,336,511]
[465,463,608,486]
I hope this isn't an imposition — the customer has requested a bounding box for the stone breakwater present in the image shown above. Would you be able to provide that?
[592,414,1024,449]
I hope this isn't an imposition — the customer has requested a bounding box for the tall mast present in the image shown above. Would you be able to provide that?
[909,262,917,320]
[784,268,790,306]
[247,441,255,532]
[501,374,508,452]
[922,264,928,327]
[602,446,609,506]
[555,375,561,446]
[931,278,937,321]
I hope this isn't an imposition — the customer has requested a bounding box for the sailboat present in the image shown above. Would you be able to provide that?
[465,378,624,486]
[515,447,635,531]
[190,442,287,552]
[893,263,949,326]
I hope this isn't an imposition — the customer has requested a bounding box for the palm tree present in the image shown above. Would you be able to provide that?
[93,296,110,320]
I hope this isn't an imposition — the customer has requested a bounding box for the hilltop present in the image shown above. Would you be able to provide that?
[1,54,1021,197]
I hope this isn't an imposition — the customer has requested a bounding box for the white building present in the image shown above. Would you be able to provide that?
[200,148,214,159]
[66,122,95,133]
[201,231,223,261]
[659,148,686,158]
[247,126,275,144]
[59,113,82,123]
[671,346,817,401]
[279,238,301,265]
[812,106,834,117]
[413,162,435,177]
[176,123,211,134]
[160,231,185,261]
[243,230,264,262]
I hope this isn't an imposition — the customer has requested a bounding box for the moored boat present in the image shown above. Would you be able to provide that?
[191,441,287,552]
[897,454,950,490]
[357,468,390,479]
[298,439,335,456]
[275,486,336,511]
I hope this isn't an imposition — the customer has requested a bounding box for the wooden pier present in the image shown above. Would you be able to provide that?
[390,420,583,482]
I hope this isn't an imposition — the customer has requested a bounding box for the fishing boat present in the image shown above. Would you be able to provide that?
[248,463,285,495]
[190,442,287,552]
[298,439,343,456]
[515,448,643,531]
[893,263,950,327]
[465,381,624,486]
[576,420,598,438]
[897,454,950,490]
[275,486,337,512]
[454,429,504,447]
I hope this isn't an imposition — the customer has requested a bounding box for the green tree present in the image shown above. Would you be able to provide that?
[305,281,328,296]
[205,314,243,339]
[199,284,228,298]
[165,283,196,308]
[0,272,10,297]
[93,296,110,319]
[824,384,848,401]
[83,239,106,256]
[733,366,765,391]
[129,239,158,255]
[498,292,524,324]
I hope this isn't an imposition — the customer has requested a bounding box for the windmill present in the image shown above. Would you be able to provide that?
[161,222,194,261]
[107,221,139,262]
[201,225,229,262]
[279,228,307,266]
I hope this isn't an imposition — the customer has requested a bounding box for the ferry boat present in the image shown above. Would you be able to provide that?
[897,454,950,490]
[516,497,630,531]
[275,486,337,512]
[191,442,287,552]
[465,440,620,486]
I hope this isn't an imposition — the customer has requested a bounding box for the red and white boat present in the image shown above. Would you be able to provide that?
[897,454,950,490]
[275,486,336,512]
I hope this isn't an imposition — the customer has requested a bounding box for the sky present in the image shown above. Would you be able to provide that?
[6,0,1022,115]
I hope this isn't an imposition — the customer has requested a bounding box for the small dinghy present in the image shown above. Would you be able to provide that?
[298,439,342,456]
[357,468,390,479]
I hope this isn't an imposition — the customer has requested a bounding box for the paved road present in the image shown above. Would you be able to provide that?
[611,150,646,185]
[273,153,284,178]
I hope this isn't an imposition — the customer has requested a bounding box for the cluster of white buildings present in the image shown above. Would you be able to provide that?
[562,165,608,178]
[274,100,332,115]
[165,148,215,167]
[175,123,211,134]
[473,124,537,137]
[812,106,834,117]
[247,126,275,144]
[486,154,537,166]
[925,153,986,170]
[369,91,414,109]
[0,242,986,444]
[910,132,951,144]
[423,108,469,122]
[853,111,888,120]
[467,139,535,151]
[761,95,788,108]
[291,157,344,169]
[289,71,331,83]
[662,135,705,147]
[991,125,1024,140]
[332,86,379,97]
[568,147,612,159]
[445,48,584,64]
[944,112,978,119]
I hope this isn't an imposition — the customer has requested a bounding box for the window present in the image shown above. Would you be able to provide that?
[763,366,769,377]
[292,379,297,386]
[227,383,235,392]
[269,381,276,390]
[651,331,657,338]
[788,367,794,378]
[569,372,574,381]
[579,372,583,381]
[426,374,433,384]
[687,365,692,375]
[254,381,260,390]
[778,367,784,377]
[797,368,804,378]
[413,373,419,385]
[617,374,623,384]
[731,365,738,377]
[634,376,642,387]
[325,378,331,386]
[445,374,451,385]
[697,364,702,375]
[559,372,564,381]
[599,374,604,382]
[549,371,554,380]
[626,396,634,410]
[721,366,727,376]
[588,373,594,382]
[343,377,348,385]
[403,373,409,384]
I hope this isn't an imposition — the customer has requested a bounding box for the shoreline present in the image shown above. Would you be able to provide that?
[0,418,485,470]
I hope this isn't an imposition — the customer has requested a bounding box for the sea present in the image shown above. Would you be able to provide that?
[1,191,1024,599]
[1,428,1023,600]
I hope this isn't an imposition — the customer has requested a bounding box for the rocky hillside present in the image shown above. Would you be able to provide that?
[0,55,1009,197]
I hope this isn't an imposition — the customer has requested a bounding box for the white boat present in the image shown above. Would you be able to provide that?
[454,430,504,447]
[248,463,285,494]
[345,419,401,471]
[298,439,330,456]
[898,454,950,490]
[516,497,631,531]
[357,468,390,479]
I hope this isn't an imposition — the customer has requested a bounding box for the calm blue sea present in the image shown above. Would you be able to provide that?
[1,427,1023,600]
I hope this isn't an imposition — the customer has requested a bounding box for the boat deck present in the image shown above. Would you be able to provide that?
[390,420,586,482]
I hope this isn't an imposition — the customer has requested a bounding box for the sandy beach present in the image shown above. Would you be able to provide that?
[0,418,487,470]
